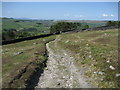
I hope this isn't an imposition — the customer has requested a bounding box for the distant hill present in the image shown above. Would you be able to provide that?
[60,20,107,28]
[2,18,107,31]
[2,18,55,33]
[2,18,55,41]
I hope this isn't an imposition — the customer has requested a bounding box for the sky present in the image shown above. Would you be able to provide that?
[2,2,118,20]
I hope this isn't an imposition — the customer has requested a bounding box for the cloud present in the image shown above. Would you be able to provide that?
[102,14,108,17]
[102,14,115,17]
[110,14,114,17]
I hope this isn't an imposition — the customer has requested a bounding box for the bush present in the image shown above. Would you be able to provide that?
[83,25,89,29]
[14,20,20,22]
[2,28,17,41]
[50,22,81,34]
[36,23,42,25]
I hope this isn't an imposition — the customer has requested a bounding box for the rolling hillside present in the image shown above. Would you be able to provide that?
[61,20,107,28]
[2,18,54,33]
[2,28,119,88]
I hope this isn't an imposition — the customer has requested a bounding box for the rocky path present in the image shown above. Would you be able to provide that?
[36,35,96,88]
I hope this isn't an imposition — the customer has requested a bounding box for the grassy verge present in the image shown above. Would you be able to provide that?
[2,35,56,88]
[56,29,119,88]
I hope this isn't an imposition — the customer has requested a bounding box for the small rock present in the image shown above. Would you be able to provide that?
[109,65,115,70]
[57,83,60,85]
[101,78,104,81]
[89,52,92,54]
[115,74,120,77]
[34,51,39,55]
[106,60,110,63]
[65,40,69,43]
[93,72,97,74]
[98,71,104,75]
[104,33,107,35]
[33,42,38,45]
[14,52,23,55]
[89,55,92,58]
[45,68,48,70]
[86,44,89,46]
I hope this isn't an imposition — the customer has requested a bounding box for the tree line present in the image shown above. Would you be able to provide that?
[106,21,120,26]
[2,28,38,41]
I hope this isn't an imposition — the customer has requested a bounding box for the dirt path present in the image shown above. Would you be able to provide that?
[36,35,96,88]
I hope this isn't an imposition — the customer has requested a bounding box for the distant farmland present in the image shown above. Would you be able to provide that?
[2,18,107,42]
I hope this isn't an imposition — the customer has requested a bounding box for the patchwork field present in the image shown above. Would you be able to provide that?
[2,18,54,32]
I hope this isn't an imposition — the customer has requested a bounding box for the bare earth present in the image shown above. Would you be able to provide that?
[36,35,97,88]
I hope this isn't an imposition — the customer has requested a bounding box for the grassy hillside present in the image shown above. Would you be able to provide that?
[2,18,54,33]
[62,20,106,28]
[2,18,21,30]
[2,35,56,88]
[51,29,119,88]
[2,18,118,88]
[2,18,55,41]
[81,22,106,28]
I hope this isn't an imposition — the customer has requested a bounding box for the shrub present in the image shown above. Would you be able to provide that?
[83,25,89,29]
[50,22,81,34]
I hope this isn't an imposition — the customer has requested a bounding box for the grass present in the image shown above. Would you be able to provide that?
[55,29,119,88]
[81,22,106,28]
[2,18,54,34]
[2,35,56,88]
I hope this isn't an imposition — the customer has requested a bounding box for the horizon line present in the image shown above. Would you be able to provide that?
[1,17,118,21]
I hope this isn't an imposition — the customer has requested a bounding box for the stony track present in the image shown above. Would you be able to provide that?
[36,35,96,88]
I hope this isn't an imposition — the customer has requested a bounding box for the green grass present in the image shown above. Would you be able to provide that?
[81,22,106,28]
[2,18,54,34]
[55,29,119,88]
[2,35,56,88]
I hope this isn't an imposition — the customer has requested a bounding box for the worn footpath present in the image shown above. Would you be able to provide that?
[36,35,96,88]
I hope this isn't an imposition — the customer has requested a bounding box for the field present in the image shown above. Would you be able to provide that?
[62,20,106,28]
[81,22,106,28]
[2,18,55,34]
